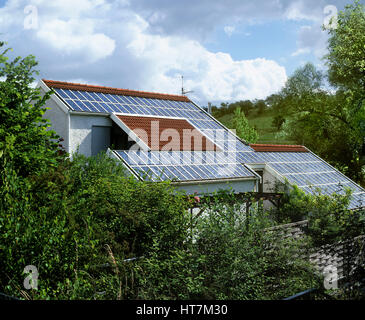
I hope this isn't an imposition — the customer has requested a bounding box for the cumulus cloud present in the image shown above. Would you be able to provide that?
[36,19,115,62]
[292,24,328,60]
[0,0,290,104]
[3,0,351,104]
[126,17,287,102]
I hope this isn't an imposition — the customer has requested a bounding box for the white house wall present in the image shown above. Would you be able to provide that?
[70,114,112,157]
[41,90,69,151]
[263,169,279,193]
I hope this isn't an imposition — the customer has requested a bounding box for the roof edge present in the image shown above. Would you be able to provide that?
[42,79,191,102]
[250,143,309,153]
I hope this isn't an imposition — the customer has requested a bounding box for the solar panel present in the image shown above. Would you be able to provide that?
[51,85,365,209]
[53,88,253,152]
[238,150,365,210]
[114,150,257,182]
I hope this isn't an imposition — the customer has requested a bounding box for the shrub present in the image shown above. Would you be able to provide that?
[0,153,189,299]
[192,192,321,299]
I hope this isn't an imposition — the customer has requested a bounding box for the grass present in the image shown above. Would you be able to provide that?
[214,108,296,145]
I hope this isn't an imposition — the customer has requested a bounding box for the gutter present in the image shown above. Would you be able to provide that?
[171,175,259,186]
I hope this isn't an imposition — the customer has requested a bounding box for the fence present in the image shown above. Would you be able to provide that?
[268,220,365,286]
[0,292,19,300]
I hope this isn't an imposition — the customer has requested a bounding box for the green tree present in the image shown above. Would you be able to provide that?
[232,107,258,143]
[272,114,285,131]
[275,62,364,183]
[326,1,365,97]
[325,0,365,179]
[254,99,267,115]
[272,2,365,184]
[0,41,63,179]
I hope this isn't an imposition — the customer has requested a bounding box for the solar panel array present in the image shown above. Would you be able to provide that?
[52,86,365,210]
[114,150,257,182]
[240,151,365,209]
[53,88,251,152]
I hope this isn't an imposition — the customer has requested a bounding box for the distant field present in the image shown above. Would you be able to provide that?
[214,109,296,145]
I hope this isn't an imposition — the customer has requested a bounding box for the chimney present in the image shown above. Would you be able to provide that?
[208,102,212,114]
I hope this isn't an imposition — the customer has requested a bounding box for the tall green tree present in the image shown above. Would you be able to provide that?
[273,1,365,184]
[326,1,365,97]
[275,62,363,182]
[232,107,258,143]
[325,0,365,177]
[0,41,62,180]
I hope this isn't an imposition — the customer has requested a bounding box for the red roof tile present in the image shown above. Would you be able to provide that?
[117,115,220,151]
[250,144,308,152]
[42,79,191,102]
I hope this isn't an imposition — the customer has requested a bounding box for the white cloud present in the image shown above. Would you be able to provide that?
[36,18,115,62]
[1,0,290,104]
[127,19,287,102]
[292,24,328,60]
[291,47,311,56]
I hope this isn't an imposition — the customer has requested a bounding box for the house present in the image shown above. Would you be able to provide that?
[38,79,365,210]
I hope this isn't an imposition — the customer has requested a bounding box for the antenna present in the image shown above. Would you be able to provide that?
[181,75,193,95]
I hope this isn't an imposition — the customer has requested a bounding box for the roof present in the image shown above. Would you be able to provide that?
[114,150,258,182]
[250,144,308,152]
[42,79,365,209]
[116,115,220,151]
[43,79,190,102]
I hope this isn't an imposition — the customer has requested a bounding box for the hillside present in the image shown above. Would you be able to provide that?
[214,108,296,145]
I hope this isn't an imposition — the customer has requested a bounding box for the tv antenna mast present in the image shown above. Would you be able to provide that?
[181,75,193,95]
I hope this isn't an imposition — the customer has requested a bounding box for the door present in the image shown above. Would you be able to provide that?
[91,126,111,156]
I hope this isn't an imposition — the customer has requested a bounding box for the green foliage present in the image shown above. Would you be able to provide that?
[0,41,64,180]
[272,183,310,223]
[212,100,259,118]
[191,194,320,300]
[232,107,259,143]
[272,114,285,131]
[1,155,323,300]
[272,181,364,246]
[325,0,365,182]
[325,0,365,96]
[274,62,364,184]
[0,152,189,299]
[270,2,365,185]
[306,190,364,247]
[254,99,267,115]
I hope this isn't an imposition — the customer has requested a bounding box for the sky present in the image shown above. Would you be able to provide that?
[0,0,358,106]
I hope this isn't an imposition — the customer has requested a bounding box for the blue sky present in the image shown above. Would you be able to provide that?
[0,0,358,105]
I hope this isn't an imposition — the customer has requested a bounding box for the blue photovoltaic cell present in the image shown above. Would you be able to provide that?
[238,150,365,209]
[53,88,252,152]
[52,87,365,208]
[114,150,256,182]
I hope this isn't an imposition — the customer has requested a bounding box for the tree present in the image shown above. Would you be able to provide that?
[325,1,365,97]
[272,114,285,131]
[325,0,365,178]
[274,61,364,183]
[0,41,63,179]
[254,99,267,115]
[232,107,258,143]
[239,100,254,116]
[271,2,365,185]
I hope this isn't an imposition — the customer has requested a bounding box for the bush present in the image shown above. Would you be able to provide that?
[272,181,364,246]
[0,152,189,299]
[190,193,320,299]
